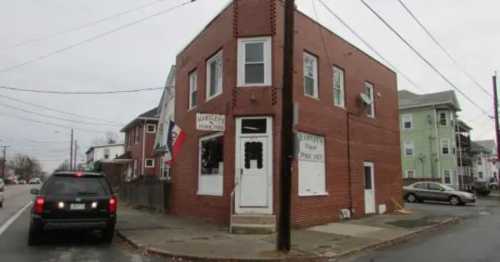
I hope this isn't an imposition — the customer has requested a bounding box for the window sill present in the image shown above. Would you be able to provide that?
[238,83,271,88]
[299,192,329,197]
[197,191,223,197]
[304,94,320,100]
[206,92,222,103]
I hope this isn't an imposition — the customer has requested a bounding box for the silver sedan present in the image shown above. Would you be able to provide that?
[404,182,476,206]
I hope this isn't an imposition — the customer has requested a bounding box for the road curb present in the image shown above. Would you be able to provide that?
[117,217,460,262]
[329,216,462,261]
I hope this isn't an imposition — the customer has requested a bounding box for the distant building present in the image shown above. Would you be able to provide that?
[399,90,461,187]
[85,144,125,170]
[471,140,498,183]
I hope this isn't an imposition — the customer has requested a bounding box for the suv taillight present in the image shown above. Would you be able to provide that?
[108,196,117,214]
[34,196,45,215]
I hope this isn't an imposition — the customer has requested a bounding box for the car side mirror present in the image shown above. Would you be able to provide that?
[30,188,40,195]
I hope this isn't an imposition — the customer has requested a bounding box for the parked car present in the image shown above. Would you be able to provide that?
[404,182,476,206]
[0,178,4,208]
[471,181,491,196]
[28,171,117,245]
[18,179,27,185]
[29,178,42,184]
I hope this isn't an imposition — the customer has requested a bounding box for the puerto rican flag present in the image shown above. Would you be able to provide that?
[166,120,186,164]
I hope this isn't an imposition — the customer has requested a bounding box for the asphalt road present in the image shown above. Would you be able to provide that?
[345,197,500,262]
[0,185,167,262]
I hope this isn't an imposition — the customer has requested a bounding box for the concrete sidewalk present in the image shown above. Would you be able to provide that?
[116,205,459,261]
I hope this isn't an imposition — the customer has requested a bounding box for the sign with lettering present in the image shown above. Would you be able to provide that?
[297,132,325,162]
[196,113,225,131]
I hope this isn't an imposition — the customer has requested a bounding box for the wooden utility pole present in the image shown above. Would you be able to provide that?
[70,129,74,171]
[493,72,499,159]
[73,140,78,170]
[278,0,295,252]
[1,145,9,179]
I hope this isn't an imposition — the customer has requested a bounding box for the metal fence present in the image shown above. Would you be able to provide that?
[119,176,171,212]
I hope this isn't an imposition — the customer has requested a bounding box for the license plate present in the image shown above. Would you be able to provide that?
[70,203,85,210]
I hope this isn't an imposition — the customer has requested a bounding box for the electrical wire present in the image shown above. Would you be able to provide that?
[0,113,109,134]
[360,0,490,117]
[0,0,196,74]
[396,0,492,98]
[0,93,123,124]
[0,0,169,52]
[0,102,122,126]
[317,0,425,92]
[0,85,164,95]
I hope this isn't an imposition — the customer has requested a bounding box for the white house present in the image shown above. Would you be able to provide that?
[471,140,498,183]
[86,144,125,169]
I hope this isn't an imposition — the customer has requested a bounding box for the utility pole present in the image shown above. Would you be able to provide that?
[1,145,9,179]
[493,72,499,159]
[73,140,78,170]
[278,0,295,252]
[70,129,74,171]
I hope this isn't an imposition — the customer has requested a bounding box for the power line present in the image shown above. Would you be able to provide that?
[0,85,164,95]
[0,113,109,134]
[0,102,122,127]
[360,0,491,117]
[317,0,425,93]
[0,93,123,124]
[396,0,492,98]
[0,0,196,74]
[0,0,169,52]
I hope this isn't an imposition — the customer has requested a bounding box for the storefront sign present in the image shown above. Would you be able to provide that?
[196,113,225,131]
[296,132,325,162]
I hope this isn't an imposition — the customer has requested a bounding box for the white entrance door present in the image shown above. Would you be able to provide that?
[235,117,272,214]
[363,162,376,214]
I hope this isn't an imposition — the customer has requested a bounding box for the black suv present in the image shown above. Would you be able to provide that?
[28,171,117,245]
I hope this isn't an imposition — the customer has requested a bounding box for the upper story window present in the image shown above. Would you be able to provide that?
[402,114,413,130]
[146,124,156,133]
[145,159,155,168]
[188,70,198,109]
[206,50,223,101]
[104,148,110,159]
[332,66,345,108]
[364,82,375,118]
[441,139,450,155]
[303,52,318,98]
[439,112,447,126]
[237,37,272,86]
[404,141,414,156]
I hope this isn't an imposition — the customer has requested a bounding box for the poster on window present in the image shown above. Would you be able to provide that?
[296,132,326,196]
[196,113,225,131]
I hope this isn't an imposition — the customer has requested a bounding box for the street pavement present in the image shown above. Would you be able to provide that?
[344,197,500,262]
[0,185,168,262]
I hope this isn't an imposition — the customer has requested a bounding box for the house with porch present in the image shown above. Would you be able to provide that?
[471,140,498,183]
[165,0,402,231]
[399,90,461,188]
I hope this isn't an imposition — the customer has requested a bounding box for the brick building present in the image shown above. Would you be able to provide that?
[121,108,160,180]
[168,0,402,229]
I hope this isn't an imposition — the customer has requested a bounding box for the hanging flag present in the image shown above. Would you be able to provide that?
[166,120,186,164]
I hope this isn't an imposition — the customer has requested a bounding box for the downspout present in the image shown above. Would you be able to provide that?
[142,119,146,176]
[456,122,464,189]
[346,111,353,214]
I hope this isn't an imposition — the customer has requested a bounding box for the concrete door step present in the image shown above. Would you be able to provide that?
[230,223,276,234]
[230,214,276,234]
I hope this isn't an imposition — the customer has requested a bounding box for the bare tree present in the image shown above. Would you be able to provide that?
[91,131,122,146]
[8,154,43,180]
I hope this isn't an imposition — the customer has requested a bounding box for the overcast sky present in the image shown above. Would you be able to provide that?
[0,0,499,172]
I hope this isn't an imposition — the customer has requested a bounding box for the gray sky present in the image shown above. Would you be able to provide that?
[0,0,499,172]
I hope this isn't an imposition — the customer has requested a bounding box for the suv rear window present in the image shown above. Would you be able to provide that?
[43,176,110,197]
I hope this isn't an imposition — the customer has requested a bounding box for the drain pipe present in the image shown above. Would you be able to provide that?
[346,111,354,216]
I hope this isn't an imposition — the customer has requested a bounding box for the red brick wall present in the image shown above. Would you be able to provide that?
[171,0,402,227]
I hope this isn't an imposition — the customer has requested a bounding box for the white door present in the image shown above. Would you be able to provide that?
[235,117,273,214]
[363,162,376,214]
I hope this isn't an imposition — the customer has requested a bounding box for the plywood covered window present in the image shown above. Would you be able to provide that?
[297,132,326,196]
[198,133,224,196]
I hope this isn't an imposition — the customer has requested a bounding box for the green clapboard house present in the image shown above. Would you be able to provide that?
[399,90,461,188]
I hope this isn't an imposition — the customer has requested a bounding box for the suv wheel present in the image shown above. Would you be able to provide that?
[28,224,42,246]
[102,225,115,244]
[406,193,417,203]
[449,196,461,206]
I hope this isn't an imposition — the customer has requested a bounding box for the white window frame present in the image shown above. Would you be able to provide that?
[303,52,319,99]
[439,112,447,126]
[404,141,414,157]
[364,82,375,118]
[197,133,224,196]
[441,138,450,155]
[145,159,155,168]
[206,50,223,101]
[298,132,327,197]
[443,169,451,184]
[188,70,198,110]
[146,123,156,133]
[401,114,413,130]
[237,37,272,87]
[332,66,345,108]
[406,169,415,178]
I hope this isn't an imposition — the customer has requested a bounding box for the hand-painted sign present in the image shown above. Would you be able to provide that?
[297,132,325,162]
[196,113,225,131]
